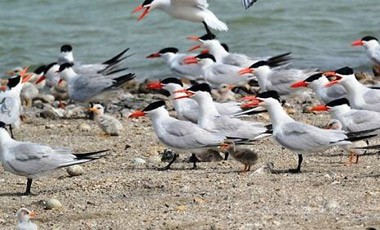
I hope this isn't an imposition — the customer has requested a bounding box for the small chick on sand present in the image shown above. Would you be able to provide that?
[89,104,123,136]
[16,208,38,230]
[222,142,259,173]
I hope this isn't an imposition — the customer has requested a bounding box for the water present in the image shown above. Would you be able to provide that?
[0,0,378,80]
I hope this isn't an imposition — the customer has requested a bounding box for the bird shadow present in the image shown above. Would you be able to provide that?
[0,192,36,197]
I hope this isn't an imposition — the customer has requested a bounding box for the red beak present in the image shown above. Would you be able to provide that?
[310,105,329,112]
[290,80,308,88]
[325,80,339,87]
[238,67,253,75]
[183,56,198,65]
[22,74,33,83]
[241,98,261,108]
[146,53,161,58]
[132,5,150,21]
[35,75,46,84]
[201,49,209,54]
[187,36,200,41]
[129,110,146,118]
[188,44,202,52]
[324,71,336,77]
[146,81,163,90]
[351,39,364,46]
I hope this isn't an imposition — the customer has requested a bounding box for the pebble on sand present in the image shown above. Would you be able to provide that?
[66,165,85,176]
[43,198,63,210]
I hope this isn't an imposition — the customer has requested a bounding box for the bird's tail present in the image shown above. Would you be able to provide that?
[203,13,228,32]
[109,73,136,89]
[59,149,109,168]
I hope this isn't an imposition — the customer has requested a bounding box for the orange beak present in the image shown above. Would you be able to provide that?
[325,80,339,87]
[186,36,200,41]
[183,56,198,65]
[173,89,187,93]
[238,67,253,75]
[351,39,363,46]
[240,98,262,108]
[146,81,163,90]
[89,107,97,112]
[29,210,37,219]
[35,75,46,84]
[188,44,202,52]
[19,66,30,78]
[290,80,308,88]
[0,86,6,91]
[324,71,336,77]
[22,73,33,83]
[146,53,160,58]
[132,5,150,21]
[201,49,209,54]
[240,95,257,101]
[129,110,146,118]
[310,105,329,112]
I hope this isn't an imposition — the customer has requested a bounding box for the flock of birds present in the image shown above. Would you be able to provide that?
[1,1,380,229]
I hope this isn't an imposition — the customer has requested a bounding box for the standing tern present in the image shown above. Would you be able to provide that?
[132,0,229,32]
[0,122,109,195]
[291,73,347,104]
[183,53,255,88]
[89,104,123,136]
[245,91,372,173]
[146,47,203,80]
[57,63,135,103]
[58,44,130,74]
[325,67,380,112]
[351,36,380,66]
[16,208,38,230]
[238,61,318,96]
[129,100,228,169]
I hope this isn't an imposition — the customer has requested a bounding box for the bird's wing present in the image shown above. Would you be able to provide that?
[364,89,380,104]
[241,0,258,9]
[347,110,380,132]
[173,0,209,8]
[0,96,20,124]
[71,76,112,101]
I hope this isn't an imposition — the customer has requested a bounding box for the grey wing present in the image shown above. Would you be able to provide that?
[325,85,346,99]
[173,0,208,8]
[347,110,380,132]
[71,76,112,101]
[0,96,20,124]
[275,122,347,151]
[158,120,224,149]
[370,48,380,66]
[364,89,380,104]
[7,143,75,176]
[241,0,258,9]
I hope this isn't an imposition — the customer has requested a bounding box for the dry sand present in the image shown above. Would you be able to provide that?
[0,109,379,229]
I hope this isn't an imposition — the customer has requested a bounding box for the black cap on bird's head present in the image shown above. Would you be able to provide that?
[199,32,216,41]
[196,53,216,62]
[256,90,281,102]
[326,98,350,108]
[160,77,183,86]
[159,47,179,54]
[249,61,268,69]
[335,67,354,75]
[187,83,212,93]
[7,76,22,89]
[221,43,229,52]
[304,73,323,83]
[0,122,6,129]
[143,100,166,112]
[34,65,46,75]
[60,44,72,52]
[57,63,73,73]
[141,0,154,6]
[361,36,378,42]
[45,62,58,73]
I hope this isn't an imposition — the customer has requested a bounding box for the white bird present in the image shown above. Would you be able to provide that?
[58,44,130,75]
[324,67,380,112]
[89,104,123,136]
[132,0,228,32]
[146,78,250,123]
[183,53,255,88]
[247,91,368,173]
[238,61,318,96]
[16,208,38,230]
[310,98,380,134]
[290,73,347,103]
[351,36,380,66]
[129,100,228,169]
[188,33,292,68]
[57,63,135,103]
[186,83,271,140]
[146,47,203,80]
[0,122,108,195]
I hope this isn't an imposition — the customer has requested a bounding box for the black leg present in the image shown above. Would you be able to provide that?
[24,178,33,195]
[224,152,229,160]
[202,21,212,35]
[8,125,14,139]
[189,153,200,169]
[289,154,303,173]
[159,153,178,170]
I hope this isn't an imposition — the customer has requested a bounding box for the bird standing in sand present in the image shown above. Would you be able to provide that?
[89,104,123,136]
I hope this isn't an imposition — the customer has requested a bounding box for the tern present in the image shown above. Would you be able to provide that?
[89,104,123,136]
[245,91,372,173]
[351,36,380,66]
[16,208,37,230]
[0,122,109,195]
[325,67,380,112]
[129,100,229,169]
[57,63,135,103]
[291,73,347,103]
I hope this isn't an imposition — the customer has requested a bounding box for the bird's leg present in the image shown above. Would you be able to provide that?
[345,151,354,166]
[239,165,248,174]
[289,154,302,173]
[159,153,178,170]
[247,165,251,171]
[202,21,212,35]
[224,152,229,160]
[189,153,200,169]
[8,125,14,139]
[24,178,33,195]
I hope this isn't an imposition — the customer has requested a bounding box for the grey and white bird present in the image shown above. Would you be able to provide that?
[247,91,370,173]
[0,122,108,194]
[129,100,228,169]
[352,36,380,66]
[132,0,228,32]
[325,67,380,112]
[221,141,259,172]
[57,63,135,103]
[238,61,318,96]
[16,208,37,230]
[291,73,347,103]
[146,47,203,80]
[89,104,123,136]
[58,44,130,75]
